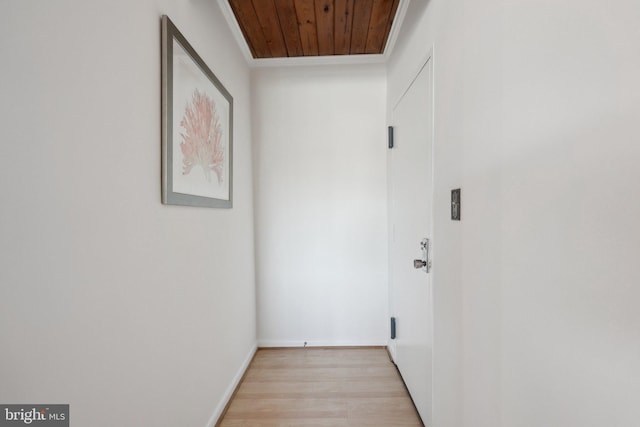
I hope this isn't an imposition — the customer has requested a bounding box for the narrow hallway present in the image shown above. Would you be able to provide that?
[218,348,422,426]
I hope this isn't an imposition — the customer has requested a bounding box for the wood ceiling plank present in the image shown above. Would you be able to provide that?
[274,0,304,57]
[315,0,335,56]
[334,0,355,55]
[380,0,400,52]
[365,0,394,54]
[230,0,400,58]
[228,0,271,58]
[350,0,374,54]
[251,0,288,57]
[294,0,319,56]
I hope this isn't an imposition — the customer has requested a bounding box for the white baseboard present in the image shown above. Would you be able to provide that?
[206,342,257,427]
[257,339,387,348]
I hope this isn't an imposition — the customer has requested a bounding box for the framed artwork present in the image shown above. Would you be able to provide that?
[161,15,233,208]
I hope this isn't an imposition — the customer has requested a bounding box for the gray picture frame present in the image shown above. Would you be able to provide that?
[161,15,233,208]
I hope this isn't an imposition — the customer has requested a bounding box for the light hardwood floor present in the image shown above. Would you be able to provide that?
[217,347,423,427]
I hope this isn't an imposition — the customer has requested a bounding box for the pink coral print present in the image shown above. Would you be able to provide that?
[179,89,224,184]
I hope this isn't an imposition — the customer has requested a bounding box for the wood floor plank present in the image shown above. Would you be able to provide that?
[217,348,423,426]
[224,398,347,419]
[244,366,398,382]
[220,420,348,427]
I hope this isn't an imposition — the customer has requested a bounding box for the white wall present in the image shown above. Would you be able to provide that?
[501,1,640,425]
[0,1,256,426]
[388,0,640,426]
[252,65,388,347]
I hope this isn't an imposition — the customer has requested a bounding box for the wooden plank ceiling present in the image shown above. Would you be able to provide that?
[228,0,400,59]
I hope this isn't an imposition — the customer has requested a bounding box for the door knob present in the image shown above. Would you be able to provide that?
[414,259,427,269]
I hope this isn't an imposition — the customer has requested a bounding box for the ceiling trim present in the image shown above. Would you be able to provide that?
[216,0,411,68]
[381,0,411,62]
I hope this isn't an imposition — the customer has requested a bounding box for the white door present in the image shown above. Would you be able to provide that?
[389,58,434,425]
